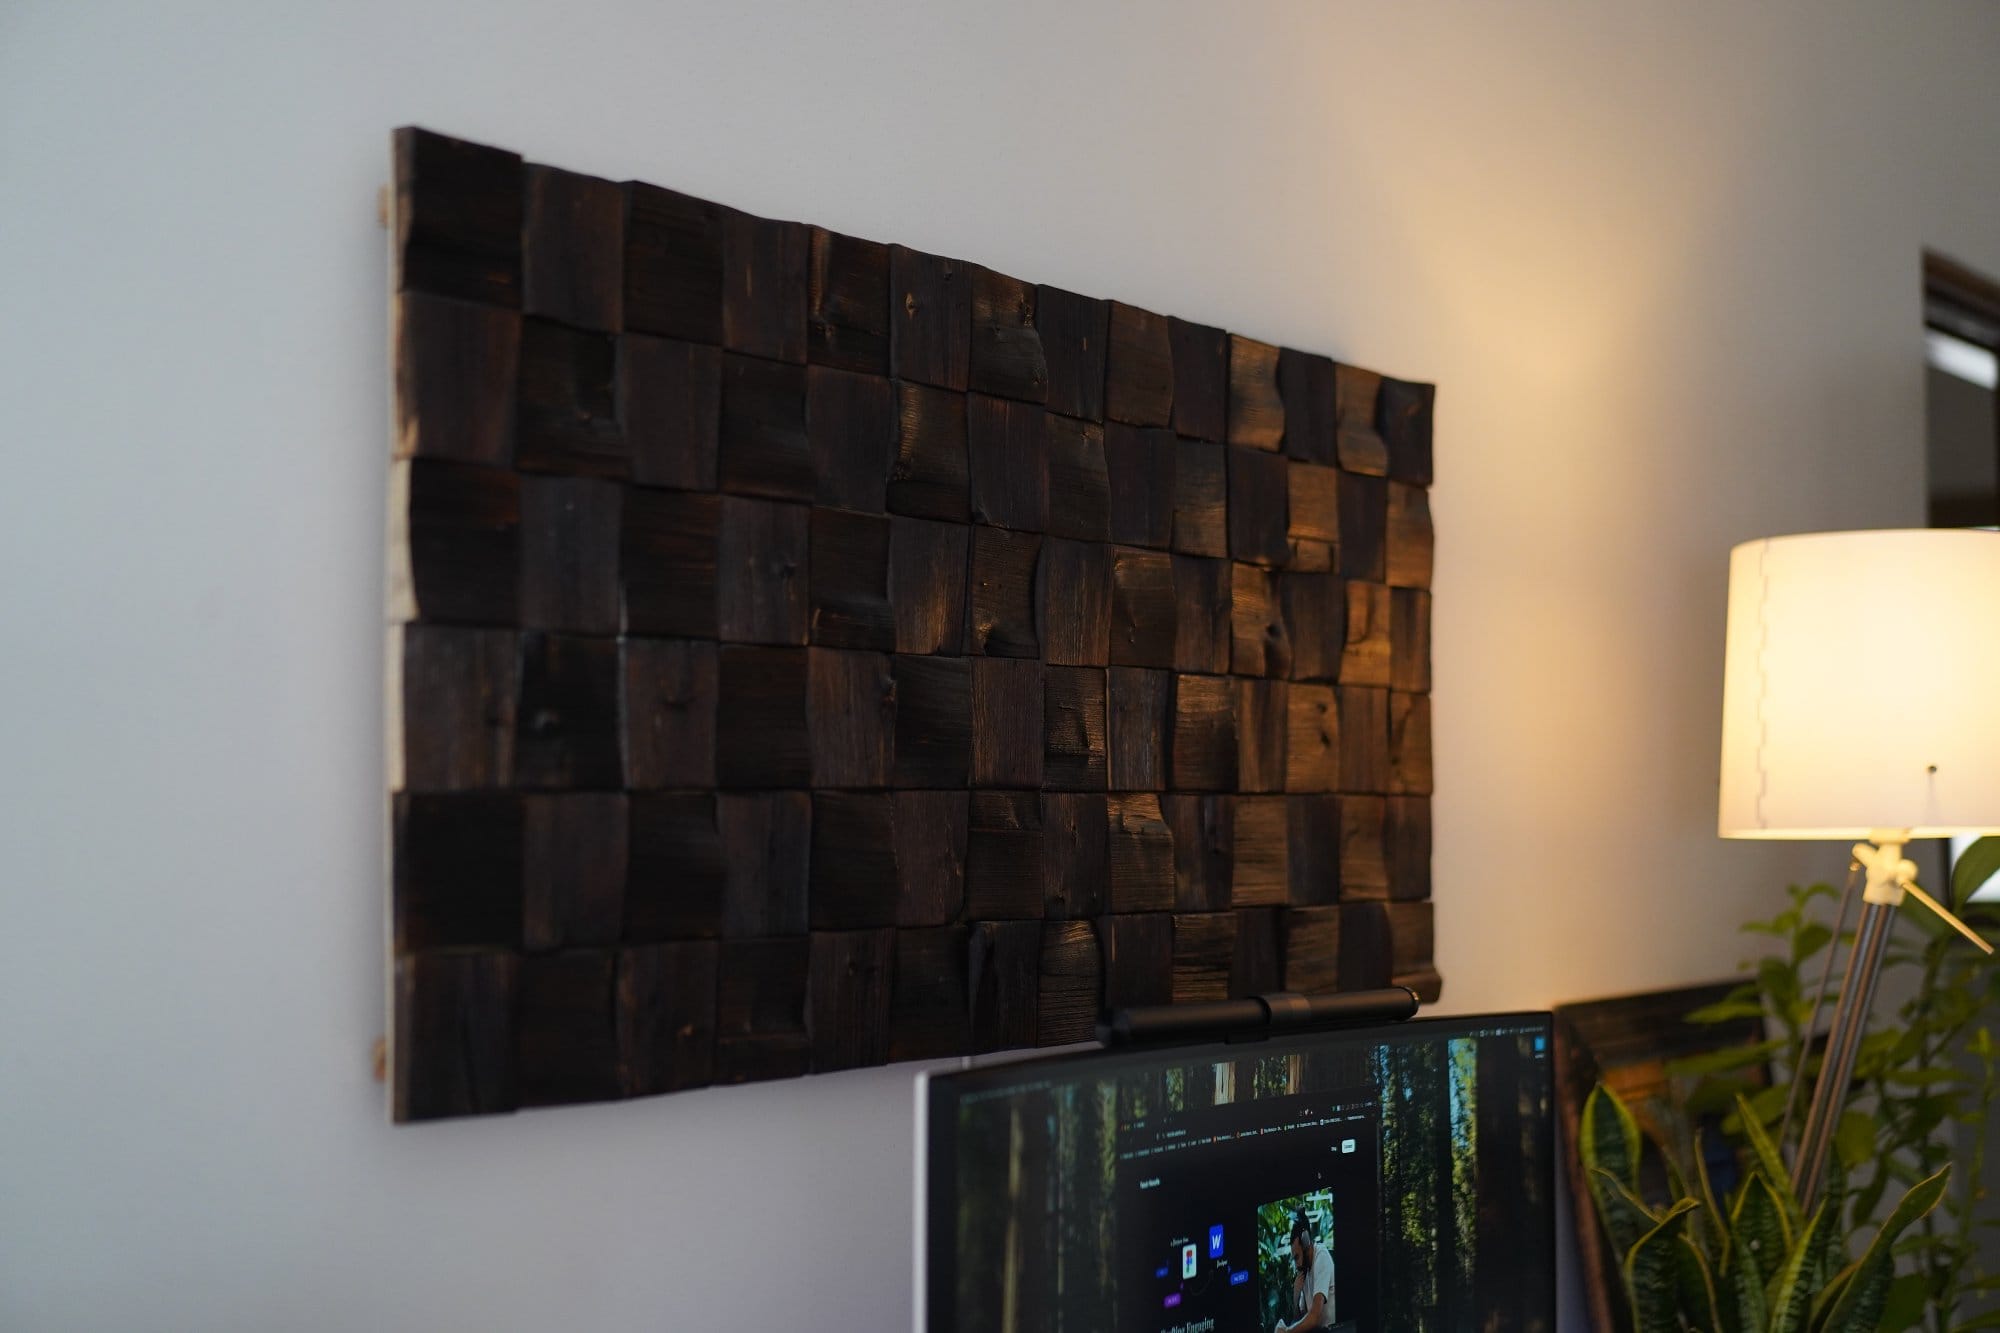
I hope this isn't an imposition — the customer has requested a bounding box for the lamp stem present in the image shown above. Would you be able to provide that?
[1794,899,1896,1211]
[1780,859,1862,1158]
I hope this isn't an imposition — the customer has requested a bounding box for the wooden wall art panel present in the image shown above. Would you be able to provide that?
[386,127,1439,1121]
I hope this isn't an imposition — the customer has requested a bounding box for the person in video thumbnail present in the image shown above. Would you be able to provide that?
[1275,1212,1335,1333]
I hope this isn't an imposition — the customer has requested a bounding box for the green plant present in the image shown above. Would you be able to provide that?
[1583,1083,1950,1333]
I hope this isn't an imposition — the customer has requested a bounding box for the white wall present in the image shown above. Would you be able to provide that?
[4,2,1998,1328]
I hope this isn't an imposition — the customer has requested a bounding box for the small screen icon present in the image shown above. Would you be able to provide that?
[1208,1224,1225,1258]
[1342,1138,1357,1154]
[1181,1243,1198,1279]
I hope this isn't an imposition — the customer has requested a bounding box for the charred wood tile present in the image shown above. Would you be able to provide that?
[1338,901,1394,991]
[1110,546,1176,669]
[807,365,896,513]
[393,127,522,307]
[1389,902,1441,1003]
[1236,679,1288,794]
[1340,580,1392,687]
[1171,556,1231,674]
[622,181,725,342]
[889,926,970,1060]
[1285,683,1338,793]
[890,245,971,390]
[394,950,519,1121]
[1043,666,1107,790]
[1278,348,1336,466]
[1107,667,1170,791]
[1282,907,1341,995]
[515,632,621,789]
[1170,439,1228,557]
[1334,364,1388,476]
[719,791,811,938]
[523,792,628,950]
[621,334,719,489]
[714,937,810,1083]
[1386,796,1431,902]
[1282,572,1343,683]
[516,318,626,477]
[969,919,1040,1052]
[394,791,523,951]
[889,381,970,521]
[617,941,718,1096]
[809,929,894,1071]
[967,394,1048,532]
[1286,793,1340,907]
[621,638,716,790]
[1230,564,1292,678]
[896,791,969,926]
[1104,302,1172,427]
[966,791,1044,920]
[1041,793,1108,919]
[1046,415,1110,542]
[968,526,1042,658]
[808,509,893,651]
[1037,920,1100,1046]
[394,624,516,792]
[971,659,1044,788]
[1108,792,1175,913]
[1037,285,1108,422]
[1391,587,1430,694]
[1288,462,1339,547]
[394,292,520,466]
[892,655,972,788]
[1099,911,1172,1011]
[1164,794,1232,912]
[517,949,621,1107]
[1104,422,1176,549]
[1338,795,1389,899]
[717,496,809,645]
[1170,674,1238,792]
[810,793,900,928]
[391,459,519,627]
[1037,539,1111,667]
[1231,906,1283,996]
[523,164,623,332]
[715,645,810,787]
[719,353,812,501]
[1338,685,1390,795]
[722,213,809,363]
[1380,377,1435,485]
[1168,317,1227,442]
[620,487,717,638]
[519,475,621,635]
[1228,447,1290,567]
[1171,913,1237,1003]
[1386,482,1434,589]
[968,267,1048,402]
[1229,795,1290,907]
[1338,473,1387,582]
[1227,335,1285,451]
[889,517,970,655]
[808,648,895,788]
[1389,691,1432,796]
[808,228,890,374]
[625,792,727,939]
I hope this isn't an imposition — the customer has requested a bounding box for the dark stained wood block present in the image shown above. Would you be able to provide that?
[394,950,519,1121]
[966,791,1044,920]
[969,267,1048,402]
[715,937,810,1083]
[523,164,623,332]
[896,791,969,926]
[1170,674,1238,792]
[393,127,522,307]
[1338,901,1394,991]
[617,941,718,1096]
[1171,556,1231,673]
[1230,563,1292,678]
[1386,482,1434,589]
[1046,416,1110,541]
[892,655,972,788]
[625,792,727,939]
[1171,913,1237,1003]
[717,496,809,645]
[968,526,1041,657]
[1227,335,1285,451]
[890,245,971,391]
[719,791,810,937]
[719,353,812,500]
[1104,423,1176,548]
[622,637,717,790]
[1338,473,1387,582]
[889,381,970,521]
[523,792,628,950]
[1278,348,1336,466]
[1380,377,1435,485]
[971,659,1044,788]
[808,228,890,374]
[1164,794,1232,912]
[1391,588,1431,694]
[715,645,810,786]
[1283,907,1341,995]
[1283,572,1344,683]
[1230,795,1290,907]
[969,919,1040,1052]
[1106,667,1170,791]
[1108,792,1175,913]
[808,509,893,650]
[1386,796,1431,902]
[1037,286,1108,422]
[1288,538,1335,573]
[1338,794,1389,899]
[1109,546,1176,668]
[1231,906,1283,996]
[889,517,970,655]
[1228,446,1290,567]
[519,475,621,635]
[967,394,1048,532]
[1236,679,1288,793]
[1041,793,1108,919]
[1170,439,1228,557]
[622,181,725,342]
[1287,793,1340,907]
[1339,580,1392,687]
[621,334,719,489]
[1104,302,1172,427]
[1288,462,1339,546]
[515,632,621,789]
[620,487,717,637]
[809,929,894,1071]
[722,213,809,363]
[394,292,520,466]
[810,793,900,928]
[1334,364,1389,475]
[517,949,622,1106]
[889,926,970,1060]
[395,624,516,792]
[1387,901,1436,989]
[807,366,895,513]
[1285,683,1338,793]
[392,459,519,626]
[1389,691,1433,796]
[1038,539,1111,667]
[1339,685,1390,795]
[516,318,626,477]
[1169,317,1228,442]
[394,791,523,951]
[1043,667,1107,791]
[809,648,895,787]
[1099,911,1172,1011]
[1037,920,1100,1046]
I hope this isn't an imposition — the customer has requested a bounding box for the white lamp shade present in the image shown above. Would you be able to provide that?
[1719,528,2000,839]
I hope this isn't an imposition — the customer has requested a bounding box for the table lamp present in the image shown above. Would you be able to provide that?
[1719,528,2000,1210]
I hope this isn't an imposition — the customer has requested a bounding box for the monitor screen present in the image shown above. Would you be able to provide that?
[918,1013,1555,1333]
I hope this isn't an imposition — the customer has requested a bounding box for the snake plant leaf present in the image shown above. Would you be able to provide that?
[1671,1231,1721,1333]
[1723,1245,1768,1333]
[1816,1151,1848,1279]
[1814,1253,1888,1333]
[1592,1166,1662,1265]
[1621,1198,1700,1333]
[1691,1128,1730,1265]
[1731,1172,1791,1288]
[1584,1084,1643,1193]
[1765,1200,1834,1333]
[1952,835,2000,909]
[1736,1093,1799,1231]
[1817,1166,1950,1333]
[1875,1272,1925,1332]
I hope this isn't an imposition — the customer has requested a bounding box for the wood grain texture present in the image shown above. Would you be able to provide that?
[618,941,718,1096]
[1038,539,1111,667]
[808,228,890,374]
[1231,906,1283,996]
[1037,920,1100,1046]
[967,394,1048,532]
[969,919,1040,1052]
[1389,691,1433,796]
[808,508,893,651]
[1334,364,1389,476]
[394,950,519,1121]
[1278,348,1336,466]
[1386,900,1437,993]
[519,475,621,635]
[392,459,519,627]
[1164,794,1233,912]
[1337,473,1387,583]
[1286,793,1339,907]
[622,181,725,342]
[517,318,626,477]
[1108,793,1176,913]
[889,517,970,655]
[620,487,717,638]
[1037,286,1108,422]
[1043,666,1108,791]
[1171,913,1237,1003]
[1391,588,1430,693]
[1109,545,1176,669]
[1170,674,1238,792]
[1169,317,1228,443]
[523,792,628,950]
[394,127,523,307]
[969,267,1048,402]
[1338,901,1393,991]
[809,793,899,928]
[1385,481,1434,589]
[515,633,622,790]
[889,926,971,1060]
[891,655,972,788]
[1042,792,1109,919]
[971,659,1044,789]
[523,164,623,332]
[722,213,809,363]
[890,245,971,391]
[517,949,622,1106]
[625,793,727,940]
[809,929,894,1071]
[1230,564,1292,678]
[1338,794,1389,900]
[622,637,716,790]
[1226,335,1285,451]
[1045,415,1110,542]
[895,791,969,926]
[1282,572,1343,683]
[1288,462,1339,546]
[808,648,895,788]
[395,624,517,792]
[719,791,810,937]
[1104,422,1175,549]
[1339,580,1392,688]
[1284,683,1338,793]
[1282,907,1341,995]
[1385,796,1431,902]
[394,292,520,466]
[719,354,812,501]
[1379,377,1435,485]
[715,645,810,787]
[717,496,809,645]
[1170,439,1228,557]
[1106,667,1170,792]
[968,526,1041,658]
[1104,303,1172,427]
[621,334,719,490]
[714,937,810,1083]
[807,366,895,513]
[1229,795,1290,907]
[1099,911,1173,1010]
[889,381,970,521]
[1338,686,1390,796]
[1171,556,1231,674]
[966,791,1044,920]
[1228,447,1290,567]
[1235,679,1288,794]
[394,791,524,951]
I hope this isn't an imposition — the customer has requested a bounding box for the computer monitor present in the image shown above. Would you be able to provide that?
[917,1012,1555,1333]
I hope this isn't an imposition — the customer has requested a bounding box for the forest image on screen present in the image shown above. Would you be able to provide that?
[948,1022,1551,1333]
